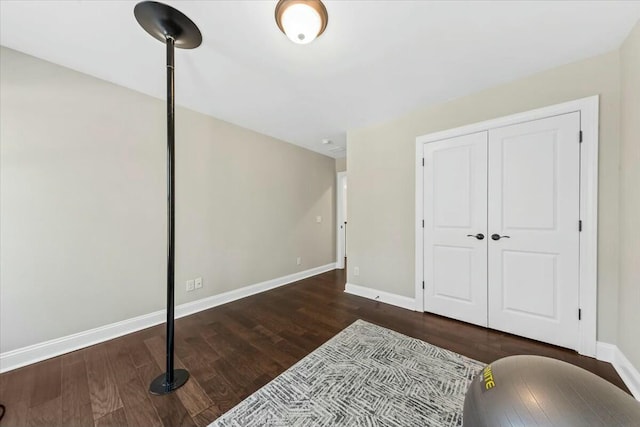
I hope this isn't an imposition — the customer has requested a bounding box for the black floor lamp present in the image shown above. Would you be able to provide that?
[133,1,202,395]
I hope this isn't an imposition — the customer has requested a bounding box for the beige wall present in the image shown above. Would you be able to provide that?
[618,22,640,369]
[335,157,347,173]
[347,50,621,342]
[0,47,336,353]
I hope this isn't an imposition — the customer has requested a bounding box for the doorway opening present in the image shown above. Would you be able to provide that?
[336,172,347,269]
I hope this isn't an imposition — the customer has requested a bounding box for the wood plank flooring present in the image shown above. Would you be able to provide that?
[0,266,629,426]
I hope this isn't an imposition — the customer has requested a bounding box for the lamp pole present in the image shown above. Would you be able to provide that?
[134,1,202,395]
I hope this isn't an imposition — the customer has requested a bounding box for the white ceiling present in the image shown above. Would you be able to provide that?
[2,1,639,159]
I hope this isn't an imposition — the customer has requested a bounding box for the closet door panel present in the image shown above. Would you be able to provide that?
[487,112,580,350]
[423,132,488,327]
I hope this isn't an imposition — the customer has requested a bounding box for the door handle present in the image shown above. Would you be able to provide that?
[491,234,510,241]
[466,233,485,240]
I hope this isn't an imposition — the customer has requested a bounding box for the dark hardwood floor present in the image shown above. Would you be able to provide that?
[0,266,629,426]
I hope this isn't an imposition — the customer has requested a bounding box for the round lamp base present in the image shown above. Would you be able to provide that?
[149,369,190,395]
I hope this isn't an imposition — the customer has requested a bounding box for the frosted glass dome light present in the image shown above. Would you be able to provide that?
[275,0,328,45]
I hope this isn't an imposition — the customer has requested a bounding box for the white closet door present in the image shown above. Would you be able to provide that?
[423,132,488,327]
[487,112,580,350]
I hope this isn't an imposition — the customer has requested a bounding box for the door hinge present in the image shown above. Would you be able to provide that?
[579,130,583,143]
[422,281,425,289]
[579,220,583,232]
[578,308,582,320]
[422,158,425,166]
[422,220,424,228]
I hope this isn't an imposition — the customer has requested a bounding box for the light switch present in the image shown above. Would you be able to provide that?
[316,216,322,223]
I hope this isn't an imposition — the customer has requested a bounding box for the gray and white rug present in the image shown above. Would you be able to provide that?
[210,319,484,427]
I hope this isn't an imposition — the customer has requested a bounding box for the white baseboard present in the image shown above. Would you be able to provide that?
[174,263,336,319]
[596,341,640,401]
[344,282,416,311]
[596,341,617,363]
[0,311,166,374]
[0,263,336,373]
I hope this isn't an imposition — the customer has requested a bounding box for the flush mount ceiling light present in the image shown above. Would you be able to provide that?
[275,0,328,45]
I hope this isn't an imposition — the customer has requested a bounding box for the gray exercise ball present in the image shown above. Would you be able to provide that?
[463,355,640,426]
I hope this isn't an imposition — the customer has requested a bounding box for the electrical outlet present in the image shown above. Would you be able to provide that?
[354,266,360,276]
[296,257,302,265]
[186,279,195,292]
[195,277,203,289]
[316,216,322,223]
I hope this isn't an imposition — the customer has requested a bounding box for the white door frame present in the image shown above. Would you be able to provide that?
[336,172,347,269]
[414,96,599,357]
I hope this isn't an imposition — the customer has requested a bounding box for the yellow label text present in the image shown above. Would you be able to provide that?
[482,365,496,390]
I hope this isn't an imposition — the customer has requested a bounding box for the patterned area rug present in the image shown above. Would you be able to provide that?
[210,319,484,427]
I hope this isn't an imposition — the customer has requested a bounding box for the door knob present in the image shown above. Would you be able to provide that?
[466,233,485,240]
[491,234,510,241]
